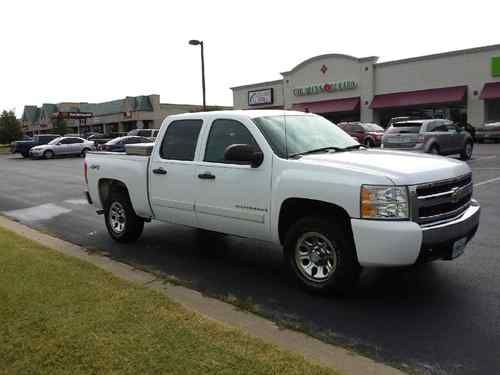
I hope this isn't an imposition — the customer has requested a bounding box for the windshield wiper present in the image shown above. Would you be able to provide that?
[288,146,344,158]
[337,144,364,151]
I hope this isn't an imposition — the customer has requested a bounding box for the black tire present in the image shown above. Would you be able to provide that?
[80,148,90,157]
[460,141,473,160]
[105,191,144,243]
[364,138,374,148]
[43,150,54,159]
[428,144,440,155]
[284,216,360,295]
[21,152,29,158]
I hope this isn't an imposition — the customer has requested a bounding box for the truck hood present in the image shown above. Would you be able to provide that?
[297,149,471,185]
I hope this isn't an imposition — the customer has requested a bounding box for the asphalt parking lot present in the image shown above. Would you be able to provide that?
[1,145,499,375]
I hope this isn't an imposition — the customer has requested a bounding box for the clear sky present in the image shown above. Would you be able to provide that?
[1,0,499,117]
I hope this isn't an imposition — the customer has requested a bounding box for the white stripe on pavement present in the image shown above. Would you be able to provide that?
[474,176,500,187]
[64,199,88,205]
[469,155,497,162]
[3,203,71,222]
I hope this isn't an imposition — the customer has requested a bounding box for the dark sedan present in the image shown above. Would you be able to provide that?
[100,136,151,152]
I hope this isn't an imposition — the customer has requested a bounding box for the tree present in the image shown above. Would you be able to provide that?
[0,110,22,144]
[53,118,68,136]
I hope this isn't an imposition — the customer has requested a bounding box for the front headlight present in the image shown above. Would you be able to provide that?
[361,185,409,219]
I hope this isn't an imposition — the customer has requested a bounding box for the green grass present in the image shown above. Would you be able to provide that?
[0,226,339,375]
[0,144,10,154]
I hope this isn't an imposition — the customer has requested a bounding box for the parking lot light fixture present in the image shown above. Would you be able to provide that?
[188,39,206,111]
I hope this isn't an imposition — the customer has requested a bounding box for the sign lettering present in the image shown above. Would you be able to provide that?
[293,80,358,96]
[248,88,274,106]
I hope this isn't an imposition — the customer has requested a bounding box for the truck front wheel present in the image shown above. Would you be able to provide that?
[284,216,360,294]
[105,192,144,243]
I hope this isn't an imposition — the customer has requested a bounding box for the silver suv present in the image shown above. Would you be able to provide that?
[382,119,474,160]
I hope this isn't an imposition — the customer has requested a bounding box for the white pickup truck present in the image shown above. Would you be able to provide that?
[84,110,480,293]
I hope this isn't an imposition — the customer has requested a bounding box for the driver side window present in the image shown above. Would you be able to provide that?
[204,119,259,163]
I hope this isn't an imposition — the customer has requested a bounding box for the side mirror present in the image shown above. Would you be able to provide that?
[224,144,263,168]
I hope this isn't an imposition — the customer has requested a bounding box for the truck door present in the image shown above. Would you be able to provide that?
[148,119,203,227]
[195,118,272,241]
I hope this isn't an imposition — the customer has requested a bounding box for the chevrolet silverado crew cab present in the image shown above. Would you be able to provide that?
[84,110,480,293]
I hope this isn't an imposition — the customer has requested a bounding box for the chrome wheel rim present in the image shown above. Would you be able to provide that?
[109,202,126,234]
[295,232,337,282]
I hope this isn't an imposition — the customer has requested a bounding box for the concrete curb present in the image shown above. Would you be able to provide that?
[0,215,406,375]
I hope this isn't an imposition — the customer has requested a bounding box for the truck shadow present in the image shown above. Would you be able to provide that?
[90,221,477,374]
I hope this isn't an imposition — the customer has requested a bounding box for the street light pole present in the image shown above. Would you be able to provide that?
[189,39,206,111]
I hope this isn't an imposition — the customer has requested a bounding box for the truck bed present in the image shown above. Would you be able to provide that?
[85,151,154,218]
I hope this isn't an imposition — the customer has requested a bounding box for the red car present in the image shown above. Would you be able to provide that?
[337,122,385,147]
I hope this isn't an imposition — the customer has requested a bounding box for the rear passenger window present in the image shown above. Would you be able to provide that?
[160,120,202,161]
[204,119,258,163]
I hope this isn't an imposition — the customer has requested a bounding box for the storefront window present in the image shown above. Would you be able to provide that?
[486,99,500,123]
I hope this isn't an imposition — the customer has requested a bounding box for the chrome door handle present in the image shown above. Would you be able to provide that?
[153,167,167,175]
[198,172,215,180]
[89,164,100,170]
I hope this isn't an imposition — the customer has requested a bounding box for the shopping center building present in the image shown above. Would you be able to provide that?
[21,95,229,135]
[231,44,500,127]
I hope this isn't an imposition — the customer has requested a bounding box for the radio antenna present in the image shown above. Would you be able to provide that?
[284,111,288,158]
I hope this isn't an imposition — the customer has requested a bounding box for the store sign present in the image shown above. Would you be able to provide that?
[293,80,358,96]
[492,57,500,77]
[52,112,93,120]
[248,88,273,106]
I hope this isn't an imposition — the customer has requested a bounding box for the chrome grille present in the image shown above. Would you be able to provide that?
[413,174,473,226]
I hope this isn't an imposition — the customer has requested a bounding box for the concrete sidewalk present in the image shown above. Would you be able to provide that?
[0,215,406,375]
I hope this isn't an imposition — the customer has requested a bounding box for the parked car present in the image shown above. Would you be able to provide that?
[337,122,384,147]
[475,122,500,143]
[84,110,480,294]
[89,133,128,150]
[29,136,95,159]
[382,119,474,160]
[387,116,412,128]
[127,128,159,139]
[101,136,152,152]
[456,123,476,142]
[10,134,60,157]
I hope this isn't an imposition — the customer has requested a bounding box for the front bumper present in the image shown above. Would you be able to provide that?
[417,200,480,262]
[381,143,425,151]
[351,200,480,266]
[29,149,43,157]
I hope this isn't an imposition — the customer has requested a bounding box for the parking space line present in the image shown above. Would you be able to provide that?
[474,176,500,187]
[469,155,497,162]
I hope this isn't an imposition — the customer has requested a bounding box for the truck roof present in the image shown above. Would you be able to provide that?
[167,109,308,120]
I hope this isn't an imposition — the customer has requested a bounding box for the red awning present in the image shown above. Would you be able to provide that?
[370,86,467,109]
[292,97,360,114]
[480,82,500,100]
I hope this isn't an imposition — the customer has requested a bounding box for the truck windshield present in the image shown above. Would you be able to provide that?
[253,114,359,158]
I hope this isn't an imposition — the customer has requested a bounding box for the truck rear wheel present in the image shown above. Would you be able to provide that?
[105,191,144,243]
[284,216,360,294]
